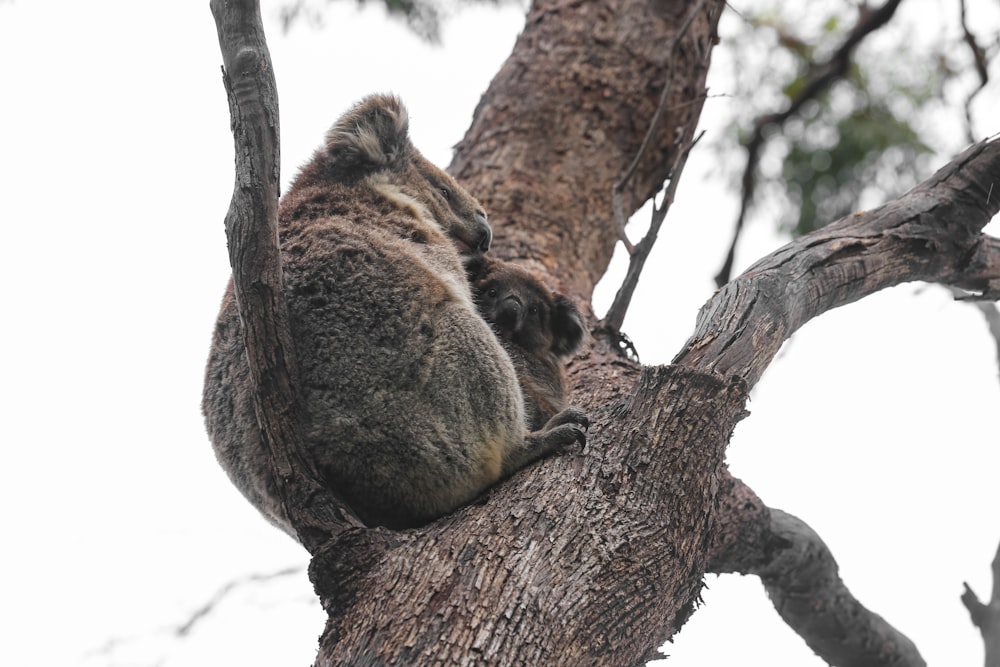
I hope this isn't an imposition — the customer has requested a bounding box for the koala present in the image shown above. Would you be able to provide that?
[467,256,585,431]
[202,94,588,535]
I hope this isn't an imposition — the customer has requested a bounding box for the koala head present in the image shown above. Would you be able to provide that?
[323,94,491,255]
[468,257,585,358]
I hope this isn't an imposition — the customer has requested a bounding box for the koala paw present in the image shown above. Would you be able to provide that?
[532,406,589,452]
[543,406,590,431]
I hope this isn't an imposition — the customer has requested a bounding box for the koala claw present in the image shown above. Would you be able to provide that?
[544,406,589,431]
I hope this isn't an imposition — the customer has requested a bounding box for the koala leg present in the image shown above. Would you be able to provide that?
[500,407,589,478]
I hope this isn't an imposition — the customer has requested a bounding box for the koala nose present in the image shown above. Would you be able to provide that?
[496,295,523,328]
[474,212,492,253]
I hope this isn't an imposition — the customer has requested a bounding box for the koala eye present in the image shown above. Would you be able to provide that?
[528,305,539,316]
[487,288,498,298]
[439,187,452,201]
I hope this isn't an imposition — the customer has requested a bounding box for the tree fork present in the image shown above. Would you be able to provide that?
[210,0,1000,663]
[311,365,747,665]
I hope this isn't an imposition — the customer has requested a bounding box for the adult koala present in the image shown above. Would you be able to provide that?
[203,94,588,535]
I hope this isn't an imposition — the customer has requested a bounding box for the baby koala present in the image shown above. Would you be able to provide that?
[468,256,585,431]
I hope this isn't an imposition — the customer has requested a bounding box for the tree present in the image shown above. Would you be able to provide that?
[210,0,1000,664]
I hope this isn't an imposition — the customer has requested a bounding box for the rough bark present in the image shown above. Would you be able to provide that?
[449,0,720,305]
[312,365,745,665]
[210,0,1000,664]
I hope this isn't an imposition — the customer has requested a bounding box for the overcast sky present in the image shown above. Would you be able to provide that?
[1,1,997,665]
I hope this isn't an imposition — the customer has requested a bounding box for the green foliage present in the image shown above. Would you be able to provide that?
[779,95,931,237]
[713,1,982,239]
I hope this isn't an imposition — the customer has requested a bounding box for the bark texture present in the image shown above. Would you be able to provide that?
[210,0,364,553]
[450,0,719,304]
[312,366,745,664]
[210,0,1000,664]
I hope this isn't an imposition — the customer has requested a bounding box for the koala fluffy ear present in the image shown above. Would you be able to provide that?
[463,254,492,284]
[551,295,585,357]
[325,94,411,173]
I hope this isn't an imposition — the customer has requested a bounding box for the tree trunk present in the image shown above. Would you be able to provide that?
[210,0,1000,664]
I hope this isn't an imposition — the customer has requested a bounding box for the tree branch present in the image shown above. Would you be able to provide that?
[681,138,999,665]
[958,0,990,144]
[962,540,1000,667]
[602,130,704,335]
[210,0,364,553]
[758,510,926,667]
[714,0,906,287]
[610,0,710,254]
[947,285,1000,387]
[676,137,1000,390]
[706,476,926,666]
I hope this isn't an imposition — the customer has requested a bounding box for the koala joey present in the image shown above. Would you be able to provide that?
[202,94,589,535]
[467,256,585,431]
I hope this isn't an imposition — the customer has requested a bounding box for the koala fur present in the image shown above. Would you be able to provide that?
[467,256,585,431]
[202,94,587,534]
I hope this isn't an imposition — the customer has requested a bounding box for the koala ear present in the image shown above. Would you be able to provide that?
[463,254,489,284]
[551,295,585,357]
[324,94,410,173]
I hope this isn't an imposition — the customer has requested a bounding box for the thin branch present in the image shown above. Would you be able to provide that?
[958,0,990,144]
[974,301,1000,386]
[961,540,1000,667]
[210,0,364,553]
[602,131,704,333]
[175,567,305,637]
[948,285,1000,387]
[610,0,709,255]
[714,0,906,287]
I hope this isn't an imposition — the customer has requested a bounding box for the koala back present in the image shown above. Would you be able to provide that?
[468,256,585,431]
[203,95,530,533]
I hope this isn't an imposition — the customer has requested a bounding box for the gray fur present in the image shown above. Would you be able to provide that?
[203,95,587,535]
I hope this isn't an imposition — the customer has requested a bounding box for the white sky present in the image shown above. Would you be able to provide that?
[0,1,997,666]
